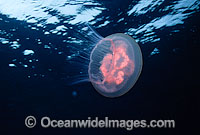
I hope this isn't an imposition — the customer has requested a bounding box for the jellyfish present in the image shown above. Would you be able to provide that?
[66,24,142,98]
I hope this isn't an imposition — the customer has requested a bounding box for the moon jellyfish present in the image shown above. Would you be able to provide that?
[67,24,142,98]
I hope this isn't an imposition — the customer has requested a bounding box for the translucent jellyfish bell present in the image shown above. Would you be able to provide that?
[88,33,143,97]
[67,24,143,98]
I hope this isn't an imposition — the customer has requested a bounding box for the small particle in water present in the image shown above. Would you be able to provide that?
[72,91,77,97]
[150,48,160,56]
[9,64,16,67]
[44,45,51,49]
[67,56,72,60]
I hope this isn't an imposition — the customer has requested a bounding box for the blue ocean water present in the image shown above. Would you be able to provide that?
[0,0,199,134]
